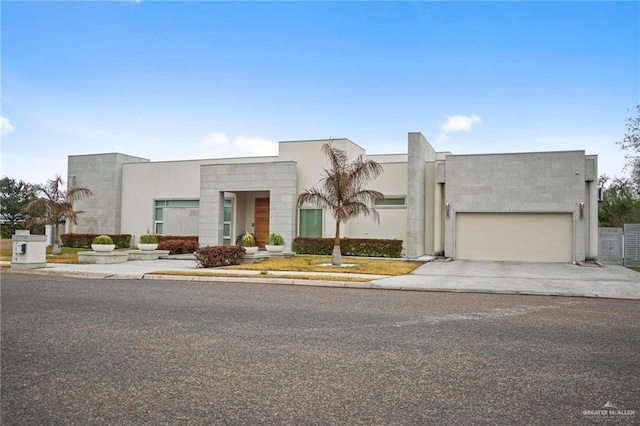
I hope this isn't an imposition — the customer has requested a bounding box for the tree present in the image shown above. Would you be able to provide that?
[296,143,384,266]
[0,177,37,237]
[24,175,92,254]
[598,176,640,227]
[616,105,640,184]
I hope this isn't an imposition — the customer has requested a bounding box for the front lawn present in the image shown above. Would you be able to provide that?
[224,255,422,276]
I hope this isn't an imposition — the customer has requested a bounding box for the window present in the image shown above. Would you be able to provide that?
[223,199,233,246]
[374,197,406,207]
[299,209,322,237]
[154,199,199,234]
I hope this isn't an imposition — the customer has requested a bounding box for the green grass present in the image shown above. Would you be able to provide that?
[629,267,640,273]
[223,255,422,276]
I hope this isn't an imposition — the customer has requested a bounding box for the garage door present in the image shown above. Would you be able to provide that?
[455,213,573,262]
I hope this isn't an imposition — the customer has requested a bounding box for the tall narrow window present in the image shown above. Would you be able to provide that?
[223,199,233,246]
[299,209,322,237]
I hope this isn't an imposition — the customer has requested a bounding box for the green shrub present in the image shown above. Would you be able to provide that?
[92,235,114,245]
[139,233,158,244]
[1,224,18,239]
[267,232,285,245]
[293,237,403,258]
[195,245,245,268]
[239,231,256,247]
[156,235,198,243]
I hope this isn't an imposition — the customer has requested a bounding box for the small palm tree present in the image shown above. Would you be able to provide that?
[24,175,92,255]
[297,142,384,265]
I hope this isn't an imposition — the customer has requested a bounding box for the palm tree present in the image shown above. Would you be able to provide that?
[24,175,92,255]
[297,142,384,266]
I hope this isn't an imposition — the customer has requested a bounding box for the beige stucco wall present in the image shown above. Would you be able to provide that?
[120,156,276,240]
[346,162,408,244]
[115,138,409,244]
[281,139,408,242]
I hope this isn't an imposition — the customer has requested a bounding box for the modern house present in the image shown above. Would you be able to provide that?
[68,132,599,263]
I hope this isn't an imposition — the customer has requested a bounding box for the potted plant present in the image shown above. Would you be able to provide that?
[138,232,159,251]
[91,235,115,252]
[239,231,259,255]
[265,232,285,253]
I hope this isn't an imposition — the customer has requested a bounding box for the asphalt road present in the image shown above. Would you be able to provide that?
[2,273,638,425]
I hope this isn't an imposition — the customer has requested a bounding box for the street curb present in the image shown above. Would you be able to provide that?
[369,285,640,300]
[3,269,639,300]
[3,269,112,280]
[142,273,370,289]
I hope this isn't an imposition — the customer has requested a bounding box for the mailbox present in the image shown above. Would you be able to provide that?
[11,230,47,269]
[15,242,27,254]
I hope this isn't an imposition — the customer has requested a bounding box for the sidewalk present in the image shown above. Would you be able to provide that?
[1,258,389,288]
[3,258,640,300]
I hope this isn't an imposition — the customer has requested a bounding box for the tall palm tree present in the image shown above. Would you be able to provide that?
[24,175,92,255]
[297,143,384,266]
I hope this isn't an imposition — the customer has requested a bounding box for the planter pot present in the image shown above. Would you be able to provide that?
[265,244,285,253]
[91,244,115,252]
[243,246,259,255]
[138,243,158,251]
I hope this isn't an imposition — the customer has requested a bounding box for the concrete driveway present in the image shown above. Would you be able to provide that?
[373,260,640,299]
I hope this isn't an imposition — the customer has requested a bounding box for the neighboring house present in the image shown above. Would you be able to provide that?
[68,132,599,263]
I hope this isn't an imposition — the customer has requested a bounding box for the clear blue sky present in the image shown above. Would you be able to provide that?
[1,1,638,185]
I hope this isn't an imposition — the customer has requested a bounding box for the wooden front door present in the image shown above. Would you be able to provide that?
[254,198,270,248]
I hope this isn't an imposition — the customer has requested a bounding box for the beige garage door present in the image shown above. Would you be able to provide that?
[455,213,573,262]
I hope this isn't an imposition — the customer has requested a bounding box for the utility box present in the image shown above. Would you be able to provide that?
[12,230,47,270]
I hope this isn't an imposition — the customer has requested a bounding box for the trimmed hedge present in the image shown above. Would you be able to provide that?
[195,245,245,268]
[157,239,199,255]
[62,233,131,249]
[156,235,198,243]
[293,237,403,258]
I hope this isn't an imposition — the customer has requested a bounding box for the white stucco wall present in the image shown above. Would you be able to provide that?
[120,156,276,240]
[347,162,408,242]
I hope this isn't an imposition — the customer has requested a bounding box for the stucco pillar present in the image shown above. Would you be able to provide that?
[406,133,428,258]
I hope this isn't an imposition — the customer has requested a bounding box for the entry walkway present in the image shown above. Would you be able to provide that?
[3,259,639,299]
